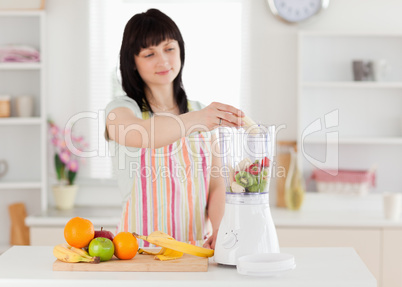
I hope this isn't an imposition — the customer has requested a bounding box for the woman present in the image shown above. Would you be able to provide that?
[105,8,244,249]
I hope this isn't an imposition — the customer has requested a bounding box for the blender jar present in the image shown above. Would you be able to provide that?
[219,125,275,196]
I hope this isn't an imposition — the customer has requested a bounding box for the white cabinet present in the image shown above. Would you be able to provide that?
[382,229,402,287]
[297,32,402,193]
[0,11,47,209]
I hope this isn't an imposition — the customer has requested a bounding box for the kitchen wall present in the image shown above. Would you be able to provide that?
[1,0,402,248]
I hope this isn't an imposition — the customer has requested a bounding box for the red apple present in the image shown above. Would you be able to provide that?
[94,227,114,242]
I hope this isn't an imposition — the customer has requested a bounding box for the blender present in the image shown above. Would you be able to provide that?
[214,125,280,265]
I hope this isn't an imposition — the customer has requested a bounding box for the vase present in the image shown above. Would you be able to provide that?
[52,184,78,210]
[284,149,305,211]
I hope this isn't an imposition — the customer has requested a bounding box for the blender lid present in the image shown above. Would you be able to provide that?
[236,253,296,277]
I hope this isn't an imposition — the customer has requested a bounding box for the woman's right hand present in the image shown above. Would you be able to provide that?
[194,102,245,131]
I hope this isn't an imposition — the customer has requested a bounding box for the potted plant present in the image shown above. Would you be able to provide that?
[48,120,87,210]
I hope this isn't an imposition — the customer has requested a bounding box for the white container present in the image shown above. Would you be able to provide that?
[372,59,388,82]
[383,192,402,221]
[15,95,34,117]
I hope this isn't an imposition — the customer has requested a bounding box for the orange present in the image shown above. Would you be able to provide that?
[64,217,94,248]
[113,232,139,260]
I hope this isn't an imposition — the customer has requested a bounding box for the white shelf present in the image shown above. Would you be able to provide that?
[299,31,402,37]
[0,10,44,17]
[0,62,41,70]
[304,137,402,145]
[0,182,42,190]
[0,117,42,126]
[302,81,402,89]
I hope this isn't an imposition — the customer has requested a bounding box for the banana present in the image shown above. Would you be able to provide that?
[148,230,174,239]
[138,231,170,257]
[235,157,252,172]
[70,246,93,259]
[243,115,261,135]
[137,231,181,260]
[155,248,183,261]
[138,247,183,261]
[138,247,167,255]
[231,181,246,193]
[53,244,100,263]
[133,231,214,258]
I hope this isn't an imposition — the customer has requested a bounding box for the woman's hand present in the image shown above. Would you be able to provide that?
[195,102,244,131]
[203,231,218,250]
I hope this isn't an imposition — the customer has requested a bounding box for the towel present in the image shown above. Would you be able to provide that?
[0,45,40,62]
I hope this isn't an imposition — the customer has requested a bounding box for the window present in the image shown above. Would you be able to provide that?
[87,0,242,180]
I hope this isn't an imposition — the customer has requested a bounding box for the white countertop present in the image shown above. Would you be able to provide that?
[0,246,376,287]
[26,193,402,229]
[271,192,402,228]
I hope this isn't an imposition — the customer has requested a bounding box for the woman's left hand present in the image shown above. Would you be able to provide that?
[203,232,218,250]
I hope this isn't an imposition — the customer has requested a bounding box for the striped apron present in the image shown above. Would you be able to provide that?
[116,104,213,247]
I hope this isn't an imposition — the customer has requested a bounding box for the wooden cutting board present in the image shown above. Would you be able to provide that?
[53,252,209,272]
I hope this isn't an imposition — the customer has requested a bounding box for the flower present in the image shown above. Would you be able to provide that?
[59,150,71,164]
[48,119,87,186]
[50,125,59,135]
[67,159,79,173]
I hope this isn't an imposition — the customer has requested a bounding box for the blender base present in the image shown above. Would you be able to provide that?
[214,200,280,266]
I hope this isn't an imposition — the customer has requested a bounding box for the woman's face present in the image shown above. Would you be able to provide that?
[134,39,181,88]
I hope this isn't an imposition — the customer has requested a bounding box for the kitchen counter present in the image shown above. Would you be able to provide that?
[271,192,402,228]
[25,193,400,229]
[0,246,376,287]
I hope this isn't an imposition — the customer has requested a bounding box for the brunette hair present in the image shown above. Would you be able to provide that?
[119,8,188,114]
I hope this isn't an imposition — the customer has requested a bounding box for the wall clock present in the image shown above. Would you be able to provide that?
[267,0,330,23]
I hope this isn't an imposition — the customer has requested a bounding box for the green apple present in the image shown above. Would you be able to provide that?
[88,237,114,262]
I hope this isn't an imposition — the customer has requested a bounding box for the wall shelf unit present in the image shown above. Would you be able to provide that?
[297,31,402,193]
[0,11,47,210]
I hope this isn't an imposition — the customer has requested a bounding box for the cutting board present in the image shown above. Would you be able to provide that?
[53,251,209,272]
